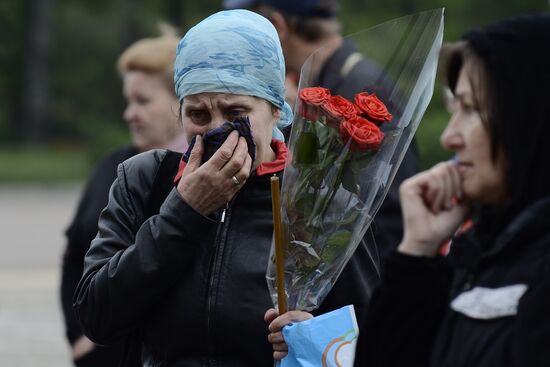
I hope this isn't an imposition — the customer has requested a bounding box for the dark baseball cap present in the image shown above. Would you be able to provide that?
[222,0,338,18]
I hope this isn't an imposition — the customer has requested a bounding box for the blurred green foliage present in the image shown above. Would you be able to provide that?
[0,0,546,181]
[0,146,90,182]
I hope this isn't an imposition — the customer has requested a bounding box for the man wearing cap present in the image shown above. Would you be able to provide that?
[223,0,420,272]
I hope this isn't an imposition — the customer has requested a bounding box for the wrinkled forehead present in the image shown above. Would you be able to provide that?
[182,93,262,107]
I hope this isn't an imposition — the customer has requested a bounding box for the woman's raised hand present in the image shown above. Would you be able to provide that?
[398,161,470,257]
[177,131,252,216]
[264,308,313,361]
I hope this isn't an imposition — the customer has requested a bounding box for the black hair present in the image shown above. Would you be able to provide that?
[446,14,550,239]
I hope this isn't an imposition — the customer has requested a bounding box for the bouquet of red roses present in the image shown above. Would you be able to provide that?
[269,88,396,310]
[294,87,391,226]
[267,9,444,311]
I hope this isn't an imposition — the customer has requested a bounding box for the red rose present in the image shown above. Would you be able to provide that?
[340,116,384,152]
[299,87,331,106]
[354,92,392,124]
[321,95,358,128]
[298,87,331,121]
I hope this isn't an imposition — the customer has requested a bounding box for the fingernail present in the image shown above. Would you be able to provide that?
[193,135,201,147]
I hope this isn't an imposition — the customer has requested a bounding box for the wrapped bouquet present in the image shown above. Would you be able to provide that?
[267,9,445,312]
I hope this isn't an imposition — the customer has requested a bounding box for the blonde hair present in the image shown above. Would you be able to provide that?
[117,24,180,90]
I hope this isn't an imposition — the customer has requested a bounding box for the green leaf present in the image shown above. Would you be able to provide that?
[341,159,359,194]
[320,230,352,263]
[294,193,315,219]
[295,130,318,164]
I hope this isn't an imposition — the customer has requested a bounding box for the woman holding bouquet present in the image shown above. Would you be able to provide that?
[74,9,379,366]
[267,13,550,367]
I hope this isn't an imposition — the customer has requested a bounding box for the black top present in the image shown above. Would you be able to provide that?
[60,145,137,366]
[356,197,550,367]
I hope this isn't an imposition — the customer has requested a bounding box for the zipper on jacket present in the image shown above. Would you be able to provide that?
[220,203,228,223]
[205,199,235,359]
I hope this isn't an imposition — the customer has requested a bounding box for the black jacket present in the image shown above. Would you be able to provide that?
[61,145,137,366]
[74,149,380,367]
[356,197,550,367]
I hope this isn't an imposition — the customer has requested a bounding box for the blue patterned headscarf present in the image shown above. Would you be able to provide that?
[174,9,292,141]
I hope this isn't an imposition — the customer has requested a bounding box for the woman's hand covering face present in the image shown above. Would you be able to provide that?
[177,131,252,216]
[182,93,278,172]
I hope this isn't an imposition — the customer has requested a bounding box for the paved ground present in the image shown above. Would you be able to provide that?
[0,184,82,367]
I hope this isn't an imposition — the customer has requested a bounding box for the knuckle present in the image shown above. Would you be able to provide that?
[190,144,202,156]
[195,170,207,181]
[219,149,233,162]
[400,179,412,192]
[188,149,199,160]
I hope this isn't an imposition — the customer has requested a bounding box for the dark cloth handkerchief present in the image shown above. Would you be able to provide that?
[182,116,256,164]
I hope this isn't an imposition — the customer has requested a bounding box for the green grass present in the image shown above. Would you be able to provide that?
[0,146,92,183]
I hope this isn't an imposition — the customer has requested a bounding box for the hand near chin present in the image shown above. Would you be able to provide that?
[264,308,313,361]
[177,131,252,216]
[398,161,471,257]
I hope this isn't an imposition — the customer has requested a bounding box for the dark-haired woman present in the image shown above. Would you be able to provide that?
[355,13,550,367]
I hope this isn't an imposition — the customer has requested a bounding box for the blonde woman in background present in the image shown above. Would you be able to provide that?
[60,27,186,367]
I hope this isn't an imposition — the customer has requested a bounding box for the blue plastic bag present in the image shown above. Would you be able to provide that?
[280,305,359,367]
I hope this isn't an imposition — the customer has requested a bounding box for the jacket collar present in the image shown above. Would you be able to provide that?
[450,196,550,269]
[484,196,550,257]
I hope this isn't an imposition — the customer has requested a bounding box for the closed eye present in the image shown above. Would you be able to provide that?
[136,96,150,105]
[451,98,477,115]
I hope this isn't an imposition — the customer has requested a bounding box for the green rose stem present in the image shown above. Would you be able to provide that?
[270,175,287,314]
[315,149,351,225]
[295,120,318,164]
